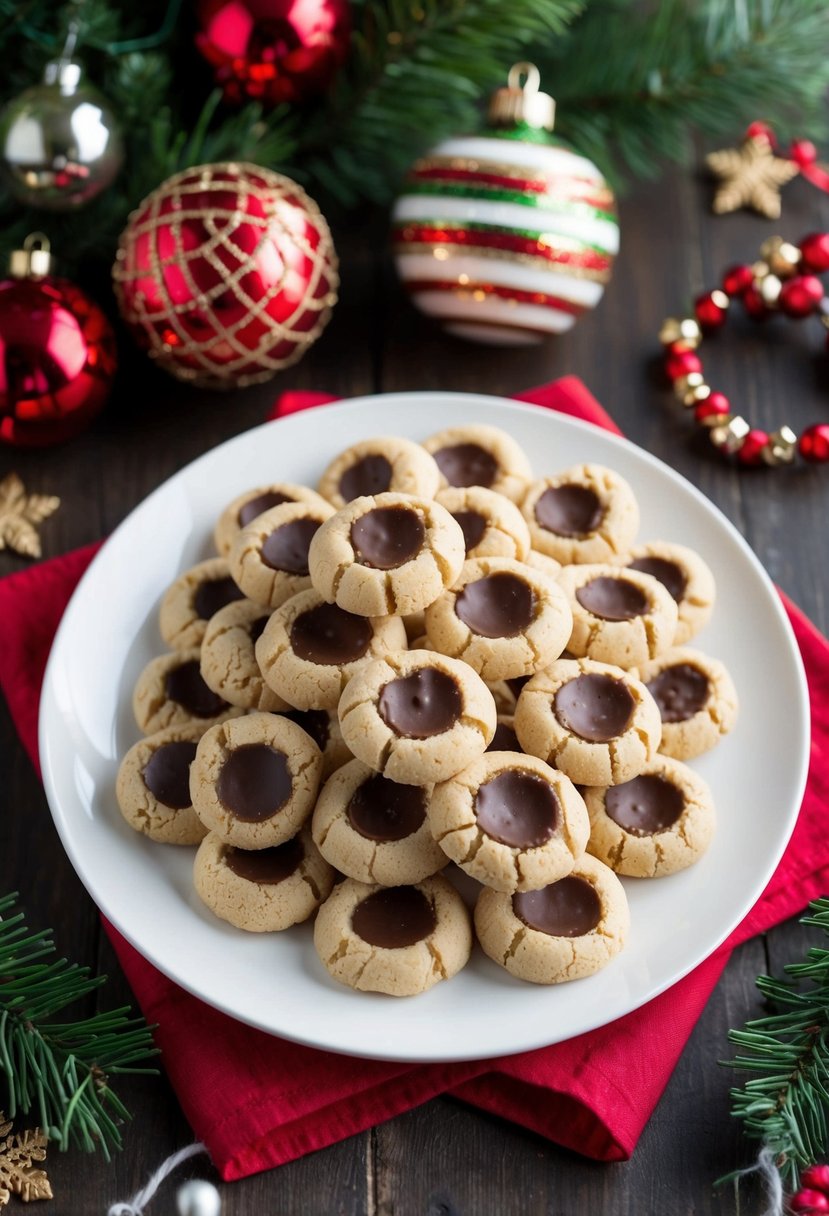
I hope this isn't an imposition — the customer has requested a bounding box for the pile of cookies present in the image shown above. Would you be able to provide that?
[117,424,738,998]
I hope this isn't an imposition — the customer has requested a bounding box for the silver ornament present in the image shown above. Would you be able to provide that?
[176,1178,222,1216]
[0,58,124,210]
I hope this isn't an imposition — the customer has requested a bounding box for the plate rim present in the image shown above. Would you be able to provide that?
[38,389,811,1062]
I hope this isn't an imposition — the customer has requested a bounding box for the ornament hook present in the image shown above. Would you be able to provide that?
[488,62,555,132]
[507,62,541,96]
[10,233,53,279]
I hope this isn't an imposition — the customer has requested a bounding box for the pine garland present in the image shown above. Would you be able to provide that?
[0,892,158,1159]
[726,898,829,1189]
[0,0,828,274]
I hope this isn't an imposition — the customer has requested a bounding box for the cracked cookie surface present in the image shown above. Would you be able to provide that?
[428,751,589,893]
[558,563,678,669]
[614,540,715,646]
[474,853,629,984]
[584,755,716,877]
[312,759,446,885]
[214,482,331,556]
[116,721,210,845]
[313,874,472,996]
[133,649,244,735]
[424,556,572,681]
[309,491,465,618]
[513,658,662,786]
[434,485,531,560]
[193,825,335,931]
[201,598,289,712]
[189,712,323,848]
[637,646,738,760]
[422,424,532,503]
[228,498,335,608]
[159,557,245,651]
[338,649,496,785]
[317,435,441,509]
[521,464,639,565]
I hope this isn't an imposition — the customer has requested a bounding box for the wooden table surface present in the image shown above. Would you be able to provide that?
[2,159,828,1215]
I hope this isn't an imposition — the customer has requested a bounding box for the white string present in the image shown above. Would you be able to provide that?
[731,1145,785,1216]
[107,1141,207,1216]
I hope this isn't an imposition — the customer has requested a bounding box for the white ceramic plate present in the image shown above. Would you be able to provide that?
[39,392,810,1063]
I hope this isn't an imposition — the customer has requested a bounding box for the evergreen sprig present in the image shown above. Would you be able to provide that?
[0,892,158,1159]
[725,898,829,1188]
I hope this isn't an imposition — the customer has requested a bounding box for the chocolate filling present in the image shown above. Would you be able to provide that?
[277,708,330,752]
[455,572,535,638]
[434,442,498,488]
[378,668,462,738]
[534,485,603,537]
[261,517,321,574]
[223,836,305,883]
[605,774,685,835]
[646,663,710,723]
[554,673,635,742]
[487,721,522,753]
[216,743,292,821]
[193,576,244,621]
[165,660,228,718]
[347,774,427,842]
[290,602,373,665]
[628,556,687,602]
[238,490,293,527]
[339,453,393,501]
[475,768,558,847]
[452,509,488,553]
[513,876,602,937]
[350,506,425,570]
[142,740,198,808]
[351,886,436,948]
[576,576,649,622]
[249,615,270,644]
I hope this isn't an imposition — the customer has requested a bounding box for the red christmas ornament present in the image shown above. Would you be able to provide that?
[694,289,729,329]
[799,232,829,273]
[799,424,829,463]
[665,349,702,380]
[801,1164,829,1192]
[722,263,754,296]
[694,392,731,424]
[742,285,769,319]
[0,235,116,447]
[779,274,824,318]
[112,163,338,389]
[195,0,351,106]
[736,428,769,466]
[791,1189,829,1213]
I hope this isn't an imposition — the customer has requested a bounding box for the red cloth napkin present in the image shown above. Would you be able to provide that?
[1,375,828,1181]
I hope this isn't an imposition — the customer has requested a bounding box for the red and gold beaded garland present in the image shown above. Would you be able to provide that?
[659,231,829,466]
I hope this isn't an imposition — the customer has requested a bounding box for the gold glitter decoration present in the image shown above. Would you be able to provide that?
[764,425,798,466]
[706,135,798,219]
[0,474,60,559]
[112,163,338,390]
[0,1113,51,1206]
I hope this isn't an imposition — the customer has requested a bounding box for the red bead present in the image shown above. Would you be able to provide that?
[722,264,754,296]
[801,1164,829,1193]
[743,286,769,319]
[665,350,702,380]
[694,392,730,423]
[791,138,818,168]
[791,1189,829,1212]
[799,232,829,273]
[780,275,824,318]
[694,290,728,329]
[737,429,769,466]
[799,424,829,463]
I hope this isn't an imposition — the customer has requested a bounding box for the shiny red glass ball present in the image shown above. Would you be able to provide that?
[694,291,728,329]
[742,286,769,319]
[721,264,754,297]
[799,232,829,273]
[195,0,351,106]
[799,423,829,463]
[779,274,824,318]
[790,1189,829,1213]
[665,349,702,380]
[694,392,730,424]
[736,429,769,465]
[801,1165,829,1193]
[0,276,116,447]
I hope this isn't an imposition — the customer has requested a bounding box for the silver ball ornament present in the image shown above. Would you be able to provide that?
[176,1178,222,1216]
[0,59,124,210]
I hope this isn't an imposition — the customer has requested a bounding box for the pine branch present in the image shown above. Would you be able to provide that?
[0,892,158,1159]
[724,898,829,1188]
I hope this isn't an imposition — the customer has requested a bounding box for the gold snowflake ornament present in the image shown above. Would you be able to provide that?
[0,474,60,560]
[706,134,799,219]
[0,1113,52,1206]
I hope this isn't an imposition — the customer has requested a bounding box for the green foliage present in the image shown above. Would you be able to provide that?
[0,892,158,1159]
[0,0,828,273]
[725,898,829,1188]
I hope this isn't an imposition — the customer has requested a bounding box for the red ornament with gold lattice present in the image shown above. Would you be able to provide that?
[112,162,338,390]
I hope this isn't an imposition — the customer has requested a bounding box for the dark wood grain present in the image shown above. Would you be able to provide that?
[1,151,827,1214]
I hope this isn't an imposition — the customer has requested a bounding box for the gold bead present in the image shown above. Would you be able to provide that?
[674,371,704,400]
[760,274,782,306]
[659,316,701,348]
[710,416,750,453]
[682,384,711,407]
[751,260,770,281]
[760,236,801,278]
[699,411,733,429]
[762,425,797,466]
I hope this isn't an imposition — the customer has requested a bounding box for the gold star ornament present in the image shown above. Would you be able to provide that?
[0,473,60,559]
[706,134,799,219]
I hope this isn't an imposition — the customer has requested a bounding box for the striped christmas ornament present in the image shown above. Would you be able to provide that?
[392,64,619,346]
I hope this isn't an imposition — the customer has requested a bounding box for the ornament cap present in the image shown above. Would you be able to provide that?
[43,58,82,95]
[9,233,53,279]
[487,63,555,132]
